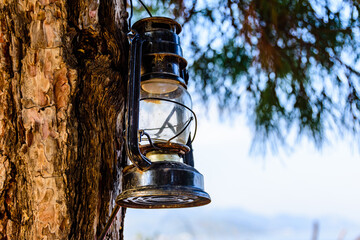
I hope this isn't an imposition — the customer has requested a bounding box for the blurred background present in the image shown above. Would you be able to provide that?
[126,0,360,239]
[124,105,360,240]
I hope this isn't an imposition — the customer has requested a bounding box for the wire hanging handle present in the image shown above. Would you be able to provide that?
[128,0,153,32]
[138,0,153,17]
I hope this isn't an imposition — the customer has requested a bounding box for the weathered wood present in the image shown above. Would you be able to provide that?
[0,0,128,239]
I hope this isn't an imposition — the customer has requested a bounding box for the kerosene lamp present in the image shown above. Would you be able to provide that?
[98,16,210,240]
[116,17,211,208]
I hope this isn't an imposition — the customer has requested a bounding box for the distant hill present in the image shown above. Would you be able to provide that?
[124,207,360,240]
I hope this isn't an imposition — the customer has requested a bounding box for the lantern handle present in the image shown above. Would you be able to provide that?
[126,34,153,170]
[128,0,153,32]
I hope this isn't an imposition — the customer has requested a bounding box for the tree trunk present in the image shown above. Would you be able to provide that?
[0,0,128,239]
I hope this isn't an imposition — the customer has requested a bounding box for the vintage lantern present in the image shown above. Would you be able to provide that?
[98,17,211,240]
[116,17,211,208]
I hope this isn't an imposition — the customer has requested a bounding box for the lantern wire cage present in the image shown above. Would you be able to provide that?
[139,97,198,144]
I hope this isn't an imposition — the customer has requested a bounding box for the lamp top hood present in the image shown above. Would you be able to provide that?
[132,17,182,34]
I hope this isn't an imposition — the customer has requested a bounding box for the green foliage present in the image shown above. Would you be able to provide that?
[135,0,360,150]
[190,39,251,108]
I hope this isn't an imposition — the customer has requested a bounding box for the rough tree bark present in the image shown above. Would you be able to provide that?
[0,0,128,239]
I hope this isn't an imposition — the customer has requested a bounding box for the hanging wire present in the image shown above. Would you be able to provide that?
[128,0,153,31]
[97,204,121,240]
[138,0,153,17]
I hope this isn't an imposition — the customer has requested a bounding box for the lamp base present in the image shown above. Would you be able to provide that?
[116,161,211,208]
